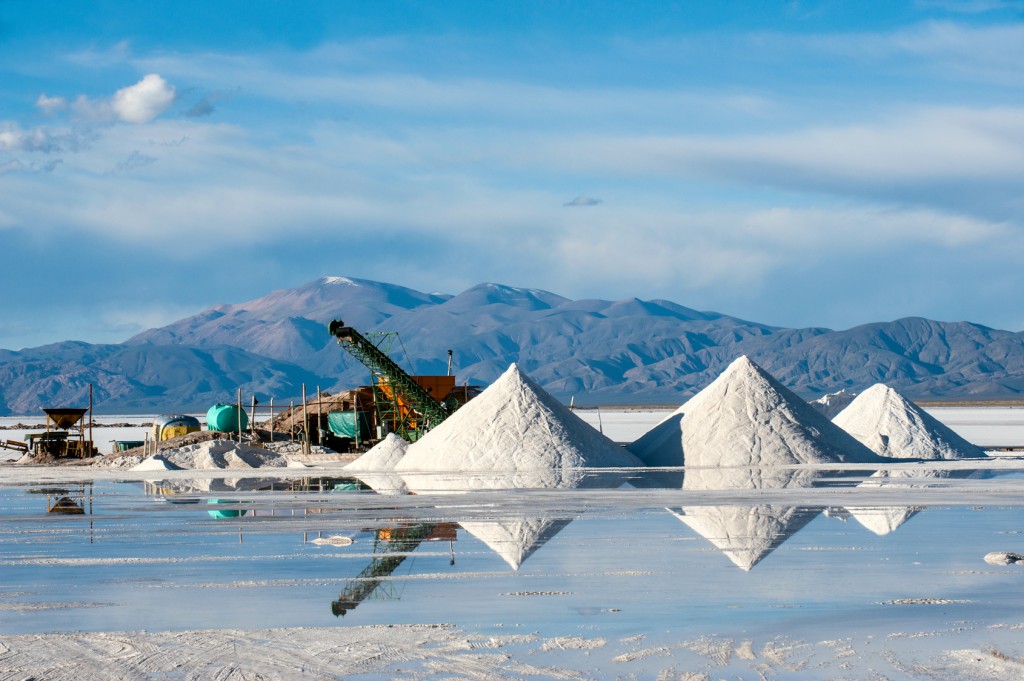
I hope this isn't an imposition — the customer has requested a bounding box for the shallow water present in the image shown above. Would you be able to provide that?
[3,465,1024,678]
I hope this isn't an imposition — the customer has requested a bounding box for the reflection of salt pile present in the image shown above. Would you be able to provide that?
[343,434,408,495]
[671,465,826,570]
[396,363,638,569]
[460,518,572,571]
[396,363,641,489]
[629,356,879,469]
[670,504,819,571]
[833,384,986,535]
[809,389,858,420]
[833,384,986,460]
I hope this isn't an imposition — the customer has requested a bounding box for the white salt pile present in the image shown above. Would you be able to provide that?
[395,363,641,491]
[832,383,987,460]
[130,456,181,472]
[343,433,409,495]
[345,433,407,472]
[629,356,880,470]
[809,389,858,420]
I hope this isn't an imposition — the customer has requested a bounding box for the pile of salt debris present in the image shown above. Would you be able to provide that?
[100,439,293,471]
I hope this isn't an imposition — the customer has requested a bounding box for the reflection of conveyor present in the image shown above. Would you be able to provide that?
[331,523,456,616]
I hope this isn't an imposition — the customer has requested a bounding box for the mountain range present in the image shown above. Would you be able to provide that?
[1,275,1022,414]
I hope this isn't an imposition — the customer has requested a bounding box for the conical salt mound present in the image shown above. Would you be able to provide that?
[459,518,572,571]
[629,356,880,468]
[395,363,642,478]
[832,384,987,460]
[809,389,858,420]
[343,433,409,495]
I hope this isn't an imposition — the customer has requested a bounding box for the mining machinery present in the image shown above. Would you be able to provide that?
[328,320,455,441]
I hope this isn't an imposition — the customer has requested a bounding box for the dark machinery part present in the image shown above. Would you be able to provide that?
[329,319,449,436]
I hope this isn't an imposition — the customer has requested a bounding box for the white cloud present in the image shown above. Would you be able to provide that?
[563,195,602,207]
[111,74,176,124]
[36,94,67,115]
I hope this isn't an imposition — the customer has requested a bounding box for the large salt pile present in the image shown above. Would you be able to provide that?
[343,434,409,495]
[809,389,858,420]
[629,356,880,470]
[832,384,987,460]
[395,363,642,491]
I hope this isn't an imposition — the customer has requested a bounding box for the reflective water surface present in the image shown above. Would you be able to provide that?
[3,464,1024,678]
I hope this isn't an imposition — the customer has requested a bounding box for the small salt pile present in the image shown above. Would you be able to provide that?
[832,384,987,460]
[343,433,409,495]
[395,363,641,491]
[809,389,858,420]
[629,356,880,470]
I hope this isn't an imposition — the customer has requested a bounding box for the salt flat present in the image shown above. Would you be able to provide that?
[2,406,1024,679]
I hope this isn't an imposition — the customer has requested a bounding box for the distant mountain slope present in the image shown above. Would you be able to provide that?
[1,276,1022,414]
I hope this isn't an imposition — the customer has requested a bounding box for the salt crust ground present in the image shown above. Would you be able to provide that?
[2,624,1023,680]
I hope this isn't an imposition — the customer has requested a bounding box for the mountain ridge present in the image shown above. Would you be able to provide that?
[1,276,1022,414]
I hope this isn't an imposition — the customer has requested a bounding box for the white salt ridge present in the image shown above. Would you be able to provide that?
[809,389,858,420]
[395,364,642,487]
[343,433,409,495]
[833,383,987,460]
[629,356,880,470]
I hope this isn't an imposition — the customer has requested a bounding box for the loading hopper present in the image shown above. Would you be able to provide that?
[43,408,88,430]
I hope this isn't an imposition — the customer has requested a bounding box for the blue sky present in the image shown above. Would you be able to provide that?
[1,1,1023,350]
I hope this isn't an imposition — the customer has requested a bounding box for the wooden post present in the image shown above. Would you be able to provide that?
[251,394,257,439]
[301,384,310,457]
[316,386,323,447]
[270,397,275,442]
[89,383,94,457]
[289,400,295,442]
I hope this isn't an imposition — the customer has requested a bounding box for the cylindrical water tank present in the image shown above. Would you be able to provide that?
[152,414,202,441]
[205,403,249,433]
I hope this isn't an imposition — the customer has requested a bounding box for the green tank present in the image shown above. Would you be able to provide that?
[205,403,249,433]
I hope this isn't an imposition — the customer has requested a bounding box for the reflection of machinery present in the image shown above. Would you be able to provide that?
[331,523,457,616]
[329,320,477,442]
[26,408,97,458]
